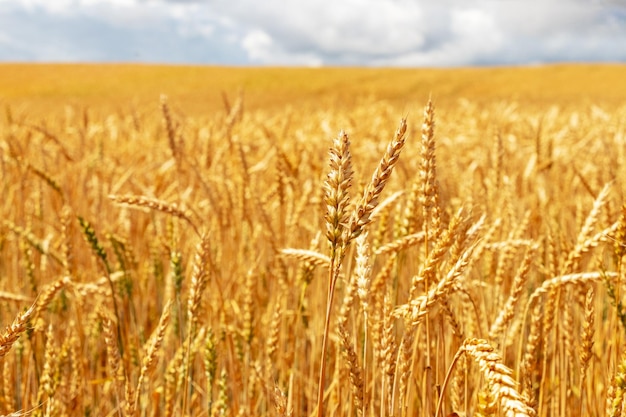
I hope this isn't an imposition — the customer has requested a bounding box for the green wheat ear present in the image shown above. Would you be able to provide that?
[27,164,64,199]
[602,266,626,334]
[108,233,134,297]
[78,216,111,274]
[78,215,125,358]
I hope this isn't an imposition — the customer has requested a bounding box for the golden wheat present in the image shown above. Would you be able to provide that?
[1,67,625,417]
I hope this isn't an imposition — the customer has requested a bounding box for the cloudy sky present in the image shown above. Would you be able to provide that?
[1,0,625,66]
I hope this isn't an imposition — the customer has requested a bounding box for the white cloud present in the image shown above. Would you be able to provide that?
[0,0,625,65]
[242,29,323,66]
[223,0,428,63]
[450,8,503,55]
[242,29,273,62]
[223,0,626,65]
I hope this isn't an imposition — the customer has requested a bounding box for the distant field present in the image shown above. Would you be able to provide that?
[1,64,626,417]
[1,63,626,118]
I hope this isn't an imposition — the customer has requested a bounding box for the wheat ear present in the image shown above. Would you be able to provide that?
[109,194,200,236]
[579,286,595,417]
[564,183,611,272]
[347,118,407,244]
[132,298,173,414]
[338,321,364,416]
[0,303,35,358]
[419,98,441,242]
[160,94,180,162]
[2,220,63,265]
[461,338,534,417]
[99,309,125,410]
[272,384,292,417]
[324,130,353,258]
[355,232,372,417]
[394,242,476,325]
[375,231,426,256]
[523,271,618,324]
[187,235,212,325]
[318,119,406,417]
[0,292,31,303]
[489,244,537,342]
[279,249,331,267]
[609,352,626,417]
[317,129,355,417]
[183,235,212,415]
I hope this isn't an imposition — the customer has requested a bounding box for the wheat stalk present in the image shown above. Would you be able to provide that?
[317,119,407,417]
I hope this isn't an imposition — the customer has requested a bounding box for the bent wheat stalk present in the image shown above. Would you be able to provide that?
[108,194,200,237]
[437,338,535,417]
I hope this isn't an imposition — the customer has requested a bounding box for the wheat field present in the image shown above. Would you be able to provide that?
[1,64,626,417]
